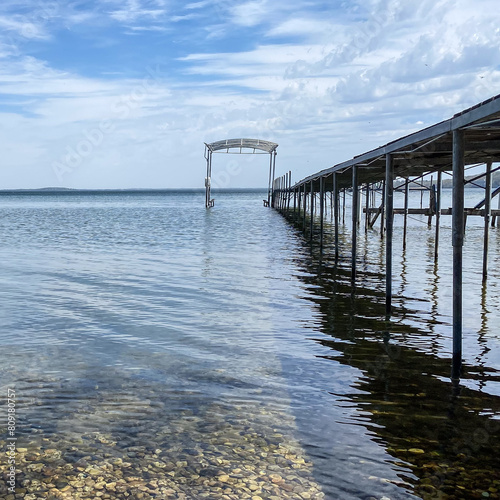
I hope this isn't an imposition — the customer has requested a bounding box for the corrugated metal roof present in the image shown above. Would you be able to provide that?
[294,93,500,191]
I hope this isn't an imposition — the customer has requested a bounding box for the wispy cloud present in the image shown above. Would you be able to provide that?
[170,14,199,22]
[0,15,49,39]
[127,25,169,32]
[230,0,269,27]
[266,18,338,39]
[104,0,168,24]
[185,1,212,9]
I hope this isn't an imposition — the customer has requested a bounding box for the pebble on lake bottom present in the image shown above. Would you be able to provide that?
[0,399,326,499]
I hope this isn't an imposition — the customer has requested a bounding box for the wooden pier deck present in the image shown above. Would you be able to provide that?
[271,93,500,381]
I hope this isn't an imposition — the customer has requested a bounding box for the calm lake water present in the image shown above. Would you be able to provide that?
[0,190,499,500]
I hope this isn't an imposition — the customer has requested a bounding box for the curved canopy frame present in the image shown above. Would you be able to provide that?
[204,138,278,208]
[206,138,278,154]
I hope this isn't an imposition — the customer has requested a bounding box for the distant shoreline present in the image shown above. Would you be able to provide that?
[0,188,268,195]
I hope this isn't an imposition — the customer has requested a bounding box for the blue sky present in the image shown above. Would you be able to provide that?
[1,0,499,189]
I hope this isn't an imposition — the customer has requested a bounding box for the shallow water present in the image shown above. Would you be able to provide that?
[0,190,499,499]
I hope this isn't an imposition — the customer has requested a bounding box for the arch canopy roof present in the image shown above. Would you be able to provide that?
[205,138,278,154]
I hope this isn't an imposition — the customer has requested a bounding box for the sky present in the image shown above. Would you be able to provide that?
[1,0,500,189]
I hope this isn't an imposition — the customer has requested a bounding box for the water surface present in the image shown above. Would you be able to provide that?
[0,190,499,499]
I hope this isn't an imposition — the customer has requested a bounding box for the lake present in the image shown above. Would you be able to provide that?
[0,189,499,499]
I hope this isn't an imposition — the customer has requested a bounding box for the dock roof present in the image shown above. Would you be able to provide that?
[205,138,278,154]
[295,93,500,190]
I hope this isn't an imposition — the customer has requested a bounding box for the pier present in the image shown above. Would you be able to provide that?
[271,94,500,380]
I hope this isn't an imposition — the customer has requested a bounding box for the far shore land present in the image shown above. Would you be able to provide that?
[0,187,268,194]
[0,175,498,195]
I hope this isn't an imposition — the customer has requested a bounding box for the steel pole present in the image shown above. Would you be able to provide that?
[483,161,492,281]
[303,183,307,231]
[403,179,409,251]
[352,166,358,282]
[334,173,339,263]
[310,180,314,242]
[267,152,273,206]
[385,154,394,316]
[452,129,465,380]
[319,176,325,251]
[435,171,442,261]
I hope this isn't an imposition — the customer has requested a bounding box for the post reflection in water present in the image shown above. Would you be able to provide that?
[289,217,500,500]
[477,283,491,392]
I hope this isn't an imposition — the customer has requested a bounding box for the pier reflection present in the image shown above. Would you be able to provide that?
[296,249,500,499]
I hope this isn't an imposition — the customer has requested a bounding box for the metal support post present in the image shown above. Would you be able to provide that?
[303,183,307,231]
[271,152,277,208]
[452,129,465,380]
[310,181,314,242]
[380,180,386,237]
[403,179,409,251]
[319,176,325,251]
[334,173,339,263]
[365,184,370,233]
[352,166,358,282]
[385,154,394,316]
[483,161,492,281]
[435,171,442,261]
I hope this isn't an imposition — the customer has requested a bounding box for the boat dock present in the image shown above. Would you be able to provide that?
[271,94,500,380]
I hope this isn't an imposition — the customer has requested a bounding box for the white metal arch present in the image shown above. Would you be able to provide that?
[204,138,278,208]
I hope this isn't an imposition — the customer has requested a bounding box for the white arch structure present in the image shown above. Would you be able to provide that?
[204,138,278,208]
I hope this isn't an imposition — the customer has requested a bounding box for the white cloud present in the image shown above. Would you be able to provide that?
[181,44,331,78]
[0,57,121,98]
[0,14,50,39]
[104,0,168,24]
[127,25,169,32]
[185,1,212,9]
[170,14,199,22]
[267,18,338,39]
[230,0,270,27]
[65,12,99,26]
